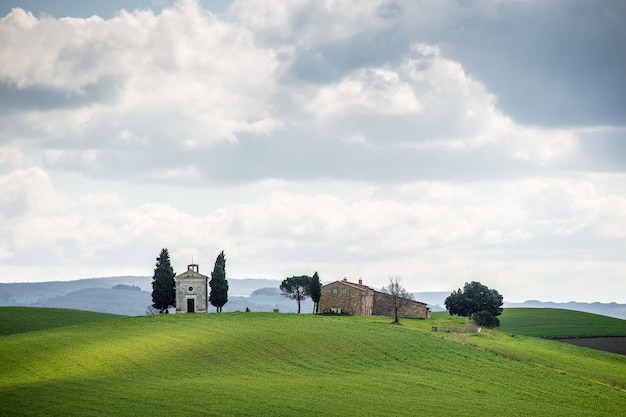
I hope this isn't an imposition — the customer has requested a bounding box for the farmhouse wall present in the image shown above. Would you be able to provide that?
[319,279,430,318]
[372,292,430,319]
[319,280,373,315]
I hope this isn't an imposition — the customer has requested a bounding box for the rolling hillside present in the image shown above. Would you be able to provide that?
[499,308,626,338]
[1,308,624,416]
[0,307,123,336]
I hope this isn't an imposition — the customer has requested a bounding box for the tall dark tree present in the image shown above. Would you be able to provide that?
[309,271,322,314]
[280,275,311,314]
[381,276,413,324]
[209,250,228,312]
[151,248,176,314]
[444,281,503,327]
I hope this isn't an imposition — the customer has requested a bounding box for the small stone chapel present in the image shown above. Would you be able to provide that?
[175,264,209,313]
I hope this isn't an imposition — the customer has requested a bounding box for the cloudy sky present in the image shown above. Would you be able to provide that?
[1,0,625,303]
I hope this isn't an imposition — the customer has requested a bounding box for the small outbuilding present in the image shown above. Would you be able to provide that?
[175,264,208,313]
[319,278,430,319]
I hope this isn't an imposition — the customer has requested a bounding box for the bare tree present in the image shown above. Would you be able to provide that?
[382,276,413,324]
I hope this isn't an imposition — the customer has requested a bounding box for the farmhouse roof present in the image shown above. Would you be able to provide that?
[336,278,371,291]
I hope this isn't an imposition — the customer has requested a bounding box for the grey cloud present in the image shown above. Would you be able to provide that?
[426,0,626,127]
[576,130,626,171]
[0,77,119,113]
[0,1,172,19]
[265,0,626,128]
[287,31,409,84]
[70,132,536,185]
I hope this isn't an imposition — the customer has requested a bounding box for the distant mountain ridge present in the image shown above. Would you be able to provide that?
[0,276,308,315]
[414,292,626,320]
[1,277,624,319]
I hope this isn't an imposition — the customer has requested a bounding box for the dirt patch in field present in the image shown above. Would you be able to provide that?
[555,337,626,356]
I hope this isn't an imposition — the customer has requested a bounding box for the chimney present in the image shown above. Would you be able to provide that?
[358,278,362,285]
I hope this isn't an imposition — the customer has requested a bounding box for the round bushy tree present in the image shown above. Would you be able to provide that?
[472,310,500,328]
[280,275,311,314]
[445,281,503,324]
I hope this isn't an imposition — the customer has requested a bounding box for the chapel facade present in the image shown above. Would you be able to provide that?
[175,264,209,313]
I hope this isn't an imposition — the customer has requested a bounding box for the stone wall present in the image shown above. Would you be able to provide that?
[319,281,373,315]
[175,276,208,313]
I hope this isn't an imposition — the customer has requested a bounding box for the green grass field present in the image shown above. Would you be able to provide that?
[0,306,124,336]
[0,309,624,416]
[498,308,626,338]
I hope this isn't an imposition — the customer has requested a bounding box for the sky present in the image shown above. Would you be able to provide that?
[0,0,625,303]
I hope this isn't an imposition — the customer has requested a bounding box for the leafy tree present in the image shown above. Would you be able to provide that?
[151,248,176,314]
[473,310,500,328]
[209,250,228,313]
[381,276,413,324]
[444,281,503,326]
[280,275,311,314]
[309,272,322,314]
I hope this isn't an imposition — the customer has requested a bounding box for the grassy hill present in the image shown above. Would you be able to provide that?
[0,306,124,336]
[498,308,626,338]
[1,309,625,416]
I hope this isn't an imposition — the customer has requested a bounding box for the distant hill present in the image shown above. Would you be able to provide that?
[414,292,626,320]
[39,287,153,316]
[0,277,311,315]
[2,278,624,318]
[505,300,626,320]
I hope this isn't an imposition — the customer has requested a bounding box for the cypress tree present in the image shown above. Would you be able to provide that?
[151,248,176,313]
[209,250,228,312]
[309,271,322,314]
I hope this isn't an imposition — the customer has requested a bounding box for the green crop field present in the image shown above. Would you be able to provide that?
[498,308,626,338]
[0,309,624,416]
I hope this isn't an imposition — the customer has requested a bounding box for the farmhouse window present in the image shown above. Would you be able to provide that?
[342,288,347,295]
[332,288,338,294]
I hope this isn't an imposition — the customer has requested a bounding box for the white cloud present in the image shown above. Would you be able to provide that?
[307,67,423,118]
[3,164,624,303]
[0,2,584,183]
[0,1,281,149]
[0,144,30,167]
[0,1,624,304]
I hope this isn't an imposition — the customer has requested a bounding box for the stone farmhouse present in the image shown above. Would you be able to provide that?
[319,278,430,319]
[175,264,209,313]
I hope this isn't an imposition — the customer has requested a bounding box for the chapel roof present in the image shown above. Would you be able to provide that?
[176,264,208,279]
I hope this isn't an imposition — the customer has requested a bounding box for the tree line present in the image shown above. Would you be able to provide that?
[152,247,503,325]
